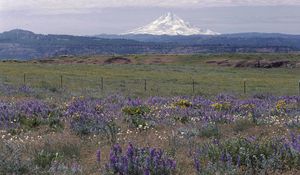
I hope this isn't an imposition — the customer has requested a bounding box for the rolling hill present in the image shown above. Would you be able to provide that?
[1,29,300,59]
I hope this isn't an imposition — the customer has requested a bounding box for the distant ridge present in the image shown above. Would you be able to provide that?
[1,29,300,60]
[124,12,219,36]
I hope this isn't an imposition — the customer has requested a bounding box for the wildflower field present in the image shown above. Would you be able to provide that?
[0,54,300,175]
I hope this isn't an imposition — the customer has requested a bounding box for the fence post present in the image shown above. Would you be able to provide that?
[243,80,247,94]
[298,80,300,95]
[192,79,195,93]
[101,77,104,91]
[144,79,147,91]
[23,73,26,85]
[122,80,126,91]
[60,75,63,89]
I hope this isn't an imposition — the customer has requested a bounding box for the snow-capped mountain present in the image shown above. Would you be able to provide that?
[125,12,220,36]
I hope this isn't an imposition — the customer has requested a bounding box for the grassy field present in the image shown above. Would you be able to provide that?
[0,54,299,97]
[0,54,300,175]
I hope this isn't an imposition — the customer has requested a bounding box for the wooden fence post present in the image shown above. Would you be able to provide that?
[298,80,300,95]
[101,77,104,91]
[121,80,126,90]
[192,79,195,93]
[144,79,147,91]
[23,73,26,85]
[60,75,63,89]
[243,80,247,94]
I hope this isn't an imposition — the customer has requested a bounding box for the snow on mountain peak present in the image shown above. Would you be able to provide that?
[124,12,220,36]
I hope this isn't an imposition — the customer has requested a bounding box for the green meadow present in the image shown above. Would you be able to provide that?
[0,54,299,97]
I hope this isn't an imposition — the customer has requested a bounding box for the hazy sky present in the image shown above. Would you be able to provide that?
[1,0,300,35]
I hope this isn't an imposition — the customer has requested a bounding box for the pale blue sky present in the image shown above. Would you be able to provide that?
[0,0,300,35]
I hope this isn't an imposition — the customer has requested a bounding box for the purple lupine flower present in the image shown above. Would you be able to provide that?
[236,155,241,167]
[246,136,257,143]
[221,152,227,162]
[114,144,122,154]
[144,169,150,175]
[226,153,232,167]
[71,162,82,173]
[212,139,219,145]
[96,149,101,163]
[289,132,300,152]
[19,85,33,94]
[145,157,151,169]
[121,156,128,173]
[150,148,156,158]
[127,143,134,158]
[194,157,201,172]
[171,160,176,169]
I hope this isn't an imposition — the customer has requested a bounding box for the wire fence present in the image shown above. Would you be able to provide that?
[0,73,299,97]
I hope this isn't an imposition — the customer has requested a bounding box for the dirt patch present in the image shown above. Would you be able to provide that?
[76,60,85,64]
[150,58,164,64]
[207,59,296,68]
[234,60,290,68]
[216,59,233,66]
[104,57,132,64]
[206,60,217,64]
[38,59,55,64]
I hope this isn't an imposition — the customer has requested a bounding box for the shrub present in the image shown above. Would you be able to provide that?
[16,99,52,131]
[173,114,189,124]
[276,100,287,112]
[194,136,300,174]
[65,98,117,136]
[122,105,150,116]
[0,99,56,132]
[173,99,192,108]
[48,161,82,174]
[48,116,64,131]
[19,116,42,130]
[233,118,255,132]
[33,139,81,169]
[0,140,31,174]
[122,105,151,129]
[199,123,220,138]
[34,150,60,169]
[0,101,18,129]
[285,116,300,129]
[211,102,231,111]
[178,127,200,138]
[46,107,64,131]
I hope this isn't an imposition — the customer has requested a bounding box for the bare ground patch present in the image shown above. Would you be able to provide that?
[207,59,299,68]
[104,57,132,64]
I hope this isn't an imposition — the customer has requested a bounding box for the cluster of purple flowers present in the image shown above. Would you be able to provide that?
[170,95,298,124]
[0,100,17,129]
[18,85,33,94]
[289,132,300,153]
[103,143,176,175]
[1,94,299,133]
[0,92,299,174]
[0,99,51,129]
[16,99,51,119]
[0,84,34,96]
[64,97,121,135]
